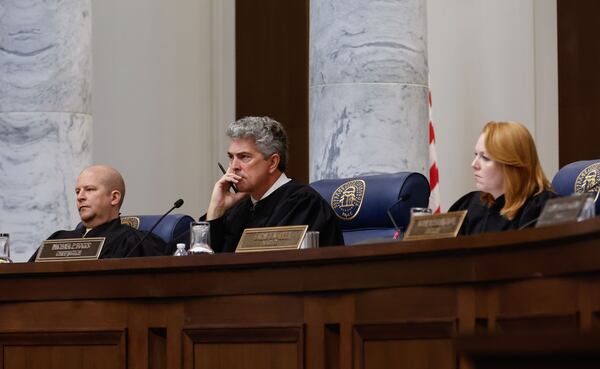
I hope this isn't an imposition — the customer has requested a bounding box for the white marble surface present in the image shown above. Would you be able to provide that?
[310,84,429,181]
[0,0,92,112]
[310,0,427,85]
[0,113,91,261]
[310,0,429,181]
[0,0,92,261]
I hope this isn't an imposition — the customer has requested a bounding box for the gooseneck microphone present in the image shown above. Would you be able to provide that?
[125,198,184,257]
[387,195,410,240]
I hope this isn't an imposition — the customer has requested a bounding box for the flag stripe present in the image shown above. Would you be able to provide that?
[428,89,441,214]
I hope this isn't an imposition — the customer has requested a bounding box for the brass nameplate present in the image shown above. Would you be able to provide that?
[535,194,589,227]
[403,210,467,241]
[36,237,106,262]
[236,225,308,253]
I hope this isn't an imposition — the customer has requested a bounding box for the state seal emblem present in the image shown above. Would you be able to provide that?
[331,179,366,220]
[574,163,600,194]
[121,216,141,230]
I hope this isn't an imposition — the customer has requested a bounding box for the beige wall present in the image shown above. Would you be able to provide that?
[92,0,235,218]
[427,0,558,210]
[92,0,557,216]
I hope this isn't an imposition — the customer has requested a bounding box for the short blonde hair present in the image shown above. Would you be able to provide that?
[481,121,551,220]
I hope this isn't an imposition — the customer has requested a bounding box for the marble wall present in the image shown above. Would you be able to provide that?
[0,0,92,261]
[309,0,429,181]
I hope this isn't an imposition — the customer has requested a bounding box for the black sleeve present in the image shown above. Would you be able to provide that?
[276,191,344,247]
[101,230,166,258]
[449,191,478,212]
[448,192,481,236]
[208,216,230,253]
[517,190,558,229]
[28,230,74,262]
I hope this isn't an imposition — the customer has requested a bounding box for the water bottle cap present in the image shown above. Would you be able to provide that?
[176,243,186,249]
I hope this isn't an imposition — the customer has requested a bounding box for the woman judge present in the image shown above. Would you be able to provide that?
[449,121,556,235]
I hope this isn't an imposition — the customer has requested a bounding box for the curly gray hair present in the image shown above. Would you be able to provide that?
[226,116,288,172]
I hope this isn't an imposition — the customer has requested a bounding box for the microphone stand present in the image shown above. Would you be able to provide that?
[125,199,184,257]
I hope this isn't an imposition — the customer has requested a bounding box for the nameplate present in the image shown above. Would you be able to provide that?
[403,210,467,241]
[535,194,590,227]
[36,237,106,262]
[236,225,308,253]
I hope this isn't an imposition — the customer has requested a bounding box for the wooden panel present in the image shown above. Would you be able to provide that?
[353,322,456,369]
[236,0,309,183]
[494,279,579,316]
[355,287,458,322]
[557,0,600,166]
[149,328,166,369]
[184,295,303,326]
[325,324,340,369]
[495,314,579,334]
[1,218,600,367]
[183,327,303,369]
[0,331,125,369]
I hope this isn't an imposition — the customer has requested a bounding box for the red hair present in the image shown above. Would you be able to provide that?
[481,121,551,220]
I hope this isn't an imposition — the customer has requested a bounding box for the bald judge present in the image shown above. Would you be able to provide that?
[29,165,166,261]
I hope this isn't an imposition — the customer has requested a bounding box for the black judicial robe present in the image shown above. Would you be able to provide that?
[28,218,166,261]
[449,190,557,235]
[209,180,345,252]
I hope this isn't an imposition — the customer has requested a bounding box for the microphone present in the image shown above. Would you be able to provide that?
[517,216,539,230]
[125,198,184,257]
[386,195,410,240]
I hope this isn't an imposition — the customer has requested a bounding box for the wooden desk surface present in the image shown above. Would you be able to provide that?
[0,218,599,369]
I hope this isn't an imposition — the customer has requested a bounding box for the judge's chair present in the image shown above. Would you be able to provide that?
[310,172,430,245]
[551,159,600,214]
[121,214,194,252]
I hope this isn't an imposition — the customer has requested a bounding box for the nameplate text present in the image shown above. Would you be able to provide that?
[36,237,106,262]
[403,211,467,241]
[236,225,308,253]
[536,194,590,227]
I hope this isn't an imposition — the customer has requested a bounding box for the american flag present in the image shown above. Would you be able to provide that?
[428,90,441,213]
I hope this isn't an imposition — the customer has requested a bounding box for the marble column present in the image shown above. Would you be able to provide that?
[310,0,429,181]
[0,0,92,261]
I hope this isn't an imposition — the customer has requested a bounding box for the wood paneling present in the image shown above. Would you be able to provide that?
[236,0,310,183]
[0,219,599,367]
[353,322,456,369]
[184,327,303,369]
[0,331,125,369]
[557,0,600,166]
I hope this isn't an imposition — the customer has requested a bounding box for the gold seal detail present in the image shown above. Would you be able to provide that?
[121,216,141,230]
[574,163,600,194]
[331,179,366,220]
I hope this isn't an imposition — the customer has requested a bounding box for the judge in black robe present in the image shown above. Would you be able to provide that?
[449,121,556,236]
[29,164,166,261]
[210,180,344,252]
[204,116,344,253]
[29,218,165,261]
[449,190,557,235]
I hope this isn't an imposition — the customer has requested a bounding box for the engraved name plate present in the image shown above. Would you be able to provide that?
[403,211,467,241]
[535,194,590,227]
[236,225,308,253]
[36,237,106,262]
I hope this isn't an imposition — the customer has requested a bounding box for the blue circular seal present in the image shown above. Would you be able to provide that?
[331,179,366,220]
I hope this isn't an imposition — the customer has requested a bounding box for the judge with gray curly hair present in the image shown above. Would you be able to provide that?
[206,116,344,252]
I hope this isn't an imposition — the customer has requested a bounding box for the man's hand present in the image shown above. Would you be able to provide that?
[206,171,248,220]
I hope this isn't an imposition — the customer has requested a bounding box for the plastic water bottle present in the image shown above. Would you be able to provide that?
[0,234,11,263]
[173,243,188,256]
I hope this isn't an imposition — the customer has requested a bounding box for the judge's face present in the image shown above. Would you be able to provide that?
[75,168,119,228]
[228,138,278,198]
[471,134,504,199]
